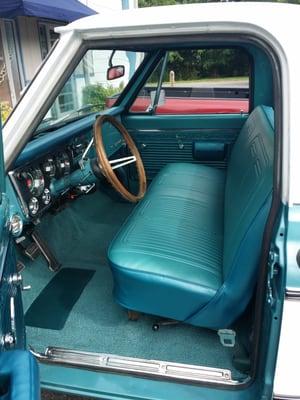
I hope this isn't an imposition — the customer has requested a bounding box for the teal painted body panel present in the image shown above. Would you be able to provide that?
[247,45,274,109]
[284,205,300,291]
[40,363,264,400]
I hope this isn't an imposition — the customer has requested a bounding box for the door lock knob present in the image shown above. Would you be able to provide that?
[8,272,22,286]
[8,273,31,291]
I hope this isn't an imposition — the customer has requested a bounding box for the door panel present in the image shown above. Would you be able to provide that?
[0,119,40,398]
[122,113,247,180]
[0,119,24,351]
[0,349,40,400]
[0,232,25,351]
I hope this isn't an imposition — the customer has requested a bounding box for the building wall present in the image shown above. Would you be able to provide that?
[0,18,27,115]
[17,17,42,83]
[16,1,138,84]
[80,0,122,12]
[0,26,12,108]
[0,0,138,121]
[79,0,138,12]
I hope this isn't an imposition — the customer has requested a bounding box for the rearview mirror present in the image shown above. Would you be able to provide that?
[107,65,125,81]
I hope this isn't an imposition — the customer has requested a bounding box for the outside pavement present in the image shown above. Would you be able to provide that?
[42,390,94,400]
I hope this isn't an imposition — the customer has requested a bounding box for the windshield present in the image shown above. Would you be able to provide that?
[36,49,145,134]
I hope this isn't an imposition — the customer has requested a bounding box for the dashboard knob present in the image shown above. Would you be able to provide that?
[42,188,51,205]
[9,213,23,237]
[28,197,39,216]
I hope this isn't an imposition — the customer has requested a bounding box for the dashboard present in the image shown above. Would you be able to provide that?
[8,113,125,222]
[9,134,90,219]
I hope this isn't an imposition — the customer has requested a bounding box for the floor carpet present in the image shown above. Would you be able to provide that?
[25,268,95,329]
[22,188,246,380]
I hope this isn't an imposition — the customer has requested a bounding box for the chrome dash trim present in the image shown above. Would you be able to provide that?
[8,170,29,218]
[30,346,243,386]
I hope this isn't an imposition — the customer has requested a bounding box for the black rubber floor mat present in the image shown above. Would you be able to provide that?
[25,268,95,330]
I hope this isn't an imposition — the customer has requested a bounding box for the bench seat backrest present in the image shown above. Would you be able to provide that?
[188,106,274,328]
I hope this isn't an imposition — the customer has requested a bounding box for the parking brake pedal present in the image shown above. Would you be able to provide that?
[30,230,61,272]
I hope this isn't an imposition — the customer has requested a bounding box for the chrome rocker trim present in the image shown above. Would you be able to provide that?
[30,346,241,386]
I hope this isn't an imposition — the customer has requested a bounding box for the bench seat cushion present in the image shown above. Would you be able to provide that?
[108,163,225,321]
[108,106,274,328]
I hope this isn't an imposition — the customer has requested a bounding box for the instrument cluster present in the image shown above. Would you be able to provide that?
[10,136,88,219]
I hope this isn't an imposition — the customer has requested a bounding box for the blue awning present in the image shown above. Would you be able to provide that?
[0,0,96,22]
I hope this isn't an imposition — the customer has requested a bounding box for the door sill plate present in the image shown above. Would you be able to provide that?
[30,346,242,386]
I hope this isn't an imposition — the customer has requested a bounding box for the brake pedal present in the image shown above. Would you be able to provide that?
[30,230,61,272]
[15,236,41,261]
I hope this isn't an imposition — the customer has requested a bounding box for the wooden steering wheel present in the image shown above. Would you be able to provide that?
[93,115,147,203]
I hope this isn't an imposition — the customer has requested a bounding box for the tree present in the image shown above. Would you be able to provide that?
[139,0,176,6]
[166,49,249,80]
[138,0,208,6]
[139,0,300,5]
[138,0,299,81]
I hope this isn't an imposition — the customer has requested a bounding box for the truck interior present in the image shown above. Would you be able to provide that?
[7,35,283,388]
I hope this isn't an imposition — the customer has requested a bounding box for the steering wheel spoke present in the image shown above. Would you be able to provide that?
[110,155,136,170]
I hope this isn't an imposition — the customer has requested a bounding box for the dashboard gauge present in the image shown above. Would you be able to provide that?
[42,188,51,205]
[43,158,56,177]
[22,168,45,197]
[28,197,39,216]
[55,152,71,177]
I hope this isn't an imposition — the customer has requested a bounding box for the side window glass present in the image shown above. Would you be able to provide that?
[129,57,164,113]
[37,50,145,133]
[131,48,250,115]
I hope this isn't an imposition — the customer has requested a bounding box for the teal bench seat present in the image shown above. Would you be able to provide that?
[108,106,274,329]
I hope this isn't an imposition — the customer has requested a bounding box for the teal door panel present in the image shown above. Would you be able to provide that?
[0,118,40,399]
[0,350,40,400]
[122,113,247,179]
